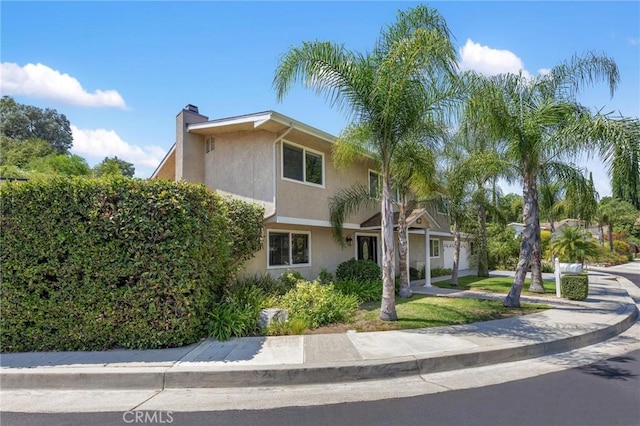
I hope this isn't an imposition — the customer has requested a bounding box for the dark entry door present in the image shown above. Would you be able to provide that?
[357,236,378,264]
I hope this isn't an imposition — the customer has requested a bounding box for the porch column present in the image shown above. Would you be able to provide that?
[406,227,411,284]
[423,228,431,287]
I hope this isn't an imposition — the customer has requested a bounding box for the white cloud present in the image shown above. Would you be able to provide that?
[0,62,126,109]
[458,39,531,78]
[537,68,552,76]
[629,37,639,46]
[70,125,166,175]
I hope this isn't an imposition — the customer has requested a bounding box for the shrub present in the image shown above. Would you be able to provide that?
[333,279,382,303]
[280,271,305,287]
[561,274,589,300]
[207,282,267,341]
[409,267,420,280]
[0,177,264,352]
[541,261,554,273]
[336,258,381,282]
[318,268,333,284]
[613,240,630,255]
[430,267,452,277]
[277,280,359,328]
[265,317,308,336]
[238,274,293,296]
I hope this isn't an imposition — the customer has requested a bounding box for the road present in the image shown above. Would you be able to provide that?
[2,347,638,426]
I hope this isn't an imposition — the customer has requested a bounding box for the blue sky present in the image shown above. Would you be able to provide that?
[2,1,638,197]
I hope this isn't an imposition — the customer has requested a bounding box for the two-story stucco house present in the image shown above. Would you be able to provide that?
[152,105,473,283]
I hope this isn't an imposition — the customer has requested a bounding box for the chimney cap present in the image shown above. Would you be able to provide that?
[184,104,199,113]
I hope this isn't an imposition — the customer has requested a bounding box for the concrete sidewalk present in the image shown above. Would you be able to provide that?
[1,268,638,391]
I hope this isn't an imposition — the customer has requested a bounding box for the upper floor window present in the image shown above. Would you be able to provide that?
[436,198,449,215]
[369,170,399,201]
[282,142,324,186]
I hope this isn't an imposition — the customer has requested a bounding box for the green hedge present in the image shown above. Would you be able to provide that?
[561,274,589,300]
[0,177,264,352]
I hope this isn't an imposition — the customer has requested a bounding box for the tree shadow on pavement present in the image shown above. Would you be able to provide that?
[577,355,639,381]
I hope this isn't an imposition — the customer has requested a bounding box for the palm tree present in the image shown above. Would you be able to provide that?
[464,53,619,307]
[446,122,514,278]
[596,116,640,209]
[273,5,458,320]
[329,139,441,298]
[549,226,600,265]
[598,196,638,251]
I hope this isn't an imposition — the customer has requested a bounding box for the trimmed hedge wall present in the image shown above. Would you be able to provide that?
[561,274,589,300]
[0,177,264,352]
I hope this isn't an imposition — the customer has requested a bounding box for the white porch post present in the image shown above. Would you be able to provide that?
[424,228,431,287]
[406,227,411,284]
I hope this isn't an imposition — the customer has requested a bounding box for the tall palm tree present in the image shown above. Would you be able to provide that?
[595,116,640,209]
[464,53,619,307]
[446,121,514,278]
[273,5,458,320]
[329,139,441,298]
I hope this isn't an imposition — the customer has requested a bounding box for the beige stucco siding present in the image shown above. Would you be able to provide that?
[203,130,276,217]
[275,139,379,224]
[153,149,176,180]
[239,224,357,281]
[176,110,207,183]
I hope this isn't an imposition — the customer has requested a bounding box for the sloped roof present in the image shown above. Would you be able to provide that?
[360,208,440,230]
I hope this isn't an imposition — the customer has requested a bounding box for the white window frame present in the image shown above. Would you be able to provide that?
[281,141,325,188]
[430,238,440,258]
[267,229,312,269]
[368,170,399,201]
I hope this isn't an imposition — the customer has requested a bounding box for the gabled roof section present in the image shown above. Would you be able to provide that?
[187,110,337,145]
[151,144,176,179]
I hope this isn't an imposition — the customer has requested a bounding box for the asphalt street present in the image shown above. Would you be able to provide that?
[2,348,638,426]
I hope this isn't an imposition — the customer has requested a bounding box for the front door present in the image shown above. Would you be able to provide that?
[357,235,378,264]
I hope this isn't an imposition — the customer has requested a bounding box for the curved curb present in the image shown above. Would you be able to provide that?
[2,274,638,390]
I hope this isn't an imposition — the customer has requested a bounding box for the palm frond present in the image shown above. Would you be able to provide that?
[328,183,378,244]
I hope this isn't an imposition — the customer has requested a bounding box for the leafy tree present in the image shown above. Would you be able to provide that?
[274,5,458,320]
[0,96,73,154]
[486,223,520,270]
[464,53,619,307]
[496,193,524,225]
[0,138,53,168]
[94,156,135,178]
[28,154,91,177]
[549,226,600,265]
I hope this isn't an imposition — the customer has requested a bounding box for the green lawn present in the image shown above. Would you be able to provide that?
[434,275,557,296]
[310,294,550,333]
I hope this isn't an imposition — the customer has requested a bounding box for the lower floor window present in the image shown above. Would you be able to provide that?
[268,231,310,267]
[430,239,440,257]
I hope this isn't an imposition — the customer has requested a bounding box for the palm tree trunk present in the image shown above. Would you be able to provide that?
[379,170,397,321]
[608,223,614,251]
[397,199,412,298]
[451,219,460,286]
[598,224,604,246]
[528,229,545,293]
[504,171,538,307]
[477,204,489,277]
